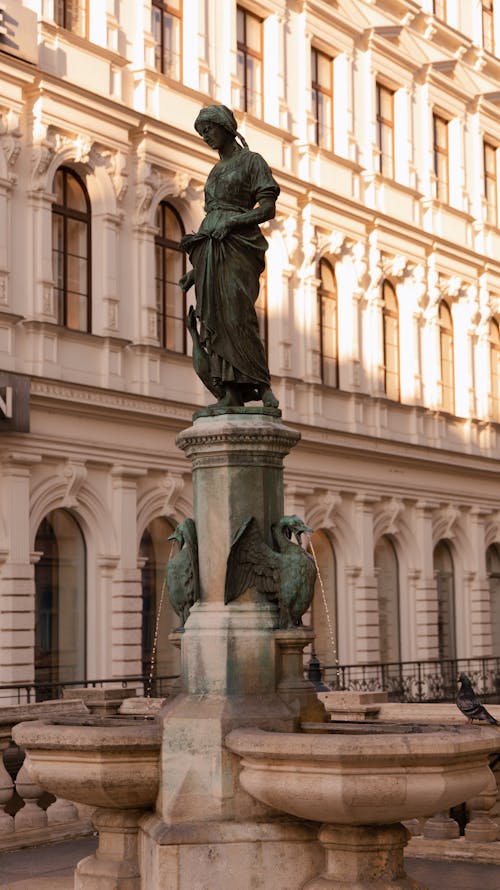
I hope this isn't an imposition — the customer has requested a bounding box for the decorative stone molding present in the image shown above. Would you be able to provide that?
[135,161,202,226]
[59,461,88,509]
[309,491,342,532]
[375,497,405,537]
[0,107,21,183]
[434,503,461,541]
[30,122,127,202]
[160,472,185,518]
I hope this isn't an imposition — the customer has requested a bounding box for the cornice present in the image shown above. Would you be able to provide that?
[30,379,195,423]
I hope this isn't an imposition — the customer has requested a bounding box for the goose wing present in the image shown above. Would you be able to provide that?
[224,516,280,604]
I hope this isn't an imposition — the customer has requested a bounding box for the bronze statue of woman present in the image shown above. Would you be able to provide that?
[179,105,279,410]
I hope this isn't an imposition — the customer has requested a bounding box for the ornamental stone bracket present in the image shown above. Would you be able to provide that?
[29,122,128,203]
[0,107,22,184]
[59,460,88,509]
[135,159,203,226]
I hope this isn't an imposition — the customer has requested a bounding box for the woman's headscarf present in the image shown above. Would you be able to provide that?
[194,105,249,149]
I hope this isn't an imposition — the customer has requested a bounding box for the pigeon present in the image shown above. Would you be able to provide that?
[456,673,498,725]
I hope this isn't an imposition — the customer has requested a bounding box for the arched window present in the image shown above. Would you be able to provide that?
[439,301,454,413]
[155,202,187,352]
[34,510,86,696]
[382,281,399,401]
[52,167,91,332]
[487,544,500,653]
[374,536,400,663]
[310,530,337,682]
[434,540,456,660]
[140,517,179,681]
[318,258,338,387]
[489,318,500,421]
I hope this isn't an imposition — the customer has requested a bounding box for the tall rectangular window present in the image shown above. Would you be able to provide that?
[311,48,333,151]
[433,114,449,203]
[376,83,394,178]
[318,259,338,387]
[484,141,498,225]
[433,1,447,18]
[236,6,263,117]
[152,0,182,79]
[54,0,87,37]
[483,1,495,54]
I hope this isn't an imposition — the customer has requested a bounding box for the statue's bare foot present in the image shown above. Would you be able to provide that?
[261,386,279,408]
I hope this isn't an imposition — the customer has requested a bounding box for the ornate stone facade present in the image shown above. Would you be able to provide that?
[2,0,500,696]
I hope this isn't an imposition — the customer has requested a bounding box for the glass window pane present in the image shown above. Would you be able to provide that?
[165,207,182,241]
[52,213,64,253]
[66,173,87,212]
[246,57,262,115]
[67,255,87,294]
[246,14,261,53]
[166,248,184,286]
[66,291,88,330]
[379,86,393,120]
[67,218,88,258]
[317,53,331,89]
[237,7,245,44]
[54,169,64,204]
[164,13,180,78]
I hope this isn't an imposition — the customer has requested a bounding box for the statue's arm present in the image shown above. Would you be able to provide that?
[179,268,195,291]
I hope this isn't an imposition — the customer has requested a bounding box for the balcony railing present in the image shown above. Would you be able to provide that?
[0,674,180,706]
[316,656,500,703]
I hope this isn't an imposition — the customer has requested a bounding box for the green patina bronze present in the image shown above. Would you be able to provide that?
[179,105,280,413]
[166,519,199,628]
[224,515,317,630]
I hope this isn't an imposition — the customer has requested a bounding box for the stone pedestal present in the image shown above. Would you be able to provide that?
[141,411,323,887]
[76,808,144,890]
[303,824,425,889]
[275,627,327,723]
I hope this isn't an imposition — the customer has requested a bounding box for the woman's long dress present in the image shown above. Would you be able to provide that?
[181,149,280,392]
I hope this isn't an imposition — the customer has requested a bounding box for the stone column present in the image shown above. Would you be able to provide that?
[413,500,440,660]
[110,466,146,678]
[352,494,380,663]
[0,453,40,691]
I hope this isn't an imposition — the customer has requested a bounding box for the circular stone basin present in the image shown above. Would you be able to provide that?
[13,716,161,809]
[226,724,500,826]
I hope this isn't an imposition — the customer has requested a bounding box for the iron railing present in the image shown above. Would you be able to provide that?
[317,656,500,703]
[3,656,500,706]
[0,674,180,706]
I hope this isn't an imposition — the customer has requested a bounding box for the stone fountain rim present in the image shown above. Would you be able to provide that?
[12,718,162,752]
[225,725,500,764]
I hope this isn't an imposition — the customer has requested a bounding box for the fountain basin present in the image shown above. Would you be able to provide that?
[226,724,499,825]
[13,716,161,809]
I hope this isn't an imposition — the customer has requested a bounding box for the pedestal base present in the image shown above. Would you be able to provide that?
[303,824,427,890]
[76,808,144,890]
[139,815,324,890]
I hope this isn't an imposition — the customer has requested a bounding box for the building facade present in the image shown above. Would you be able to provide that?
[2,0,500,697]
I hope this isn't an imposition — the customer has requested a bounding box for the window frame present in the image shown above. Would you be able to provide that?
[376,83,395,178]
[236,5,264,117]
[439,300,455,414]
[484,139,498,226]
[482,0,495,55]
[54,0,88,37]
[52,166,92,333]
[317,258,339,388]
[311,46,334,152]
[490,317,500,421]
[433,0,447,18]
[151,0,183,80]
[433,113,449,203]
[154,200,187,354]
[382,280,400,401]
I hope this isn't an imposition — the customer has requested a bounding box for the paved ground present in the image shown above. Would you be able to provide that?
[0,836,499,889]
